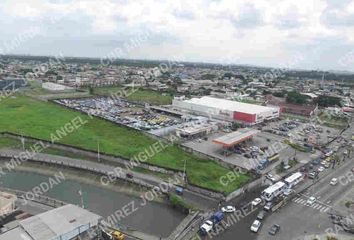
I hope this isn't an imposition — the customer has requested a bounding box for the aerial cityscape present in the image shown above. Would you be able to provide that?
[0,1,353,240]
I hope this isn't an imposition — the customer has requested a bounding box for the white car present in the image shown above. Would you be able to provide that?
[221,206,236,213]
[325,150,334,157]
[266,173,276,182]
[250,219,262,233]
[252,198,262,206]
[306,196,316,205]
[200,220,213,233]
[283,188,294,196]
[263,202,273,211]
[330,178,338,186]
[318,166,325,172]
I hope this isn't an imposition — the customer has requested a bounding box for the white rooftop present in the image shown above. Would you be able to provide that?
[0,204,102,240]
[184,96,278,114]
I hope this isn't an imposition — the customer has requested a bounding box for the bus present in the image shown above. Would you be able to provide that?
[261,181,286,202]
[284,172,303,188]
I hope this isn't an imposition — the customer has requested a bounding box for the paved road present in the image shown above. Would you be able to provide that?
[256,150,354,240]
[196,117,353,240]
[255,117,354,240]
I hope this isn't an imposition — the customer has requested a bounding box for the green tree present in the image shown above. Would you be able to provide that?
[316,95,341,107]
[286,91,308,104]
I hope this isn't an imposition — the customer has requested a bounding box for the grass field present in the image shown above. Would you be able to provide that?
[0,95,251,193]
[318,113,348,129]
[93,86,173,105]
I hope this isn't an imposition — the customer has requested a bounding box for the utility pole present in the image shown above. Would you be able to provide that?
[78,188,84,209]
[97,139,100,162]
[183,159,187,185]
[21,134,25,151]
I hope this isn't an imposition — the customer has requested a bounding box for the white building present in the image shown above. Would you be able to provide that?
[173,96,279,124]
[0,192,17,217]
[0,204,102,240]
[42,82,74,92]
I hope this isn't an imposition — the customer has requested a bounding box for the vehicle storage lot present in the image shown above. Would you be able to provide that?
[54,97,181,132]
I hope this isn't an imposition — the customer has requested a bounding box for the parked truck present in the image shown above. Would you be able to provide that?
[257,154,280,171]
[211,211,225,224]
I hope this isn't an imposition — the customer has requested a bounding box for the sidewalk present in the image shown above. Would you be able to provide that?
[299,233,354,240]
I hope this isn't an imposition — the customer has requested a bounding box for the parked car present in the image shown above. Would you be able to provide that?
[330,178,338,186]
[268,224,280,235]
[323,163,330,168]
[308,172,316,179]
[263,202,273,211]
[325,150,334,157]
[200,220,213,234]
[126,173,134,179]
[252,198,262,206]
[318,166,325,172]
[256,210,265,220]
[250,220,262,233]
[306,196,316,205]
[312,158,320,165]
[221,206,236,213]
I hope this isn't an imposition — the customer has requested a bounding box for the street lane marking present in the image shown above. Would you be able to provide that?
[292,196,332,213]
[320,207,329,212]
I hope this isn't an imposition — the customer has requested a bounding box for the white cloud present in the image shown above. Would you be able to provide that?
[0,0,353,71]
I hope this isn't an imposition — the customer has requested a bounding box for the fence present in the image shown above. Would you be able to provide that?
[0,186,66,208]
[0,151,156,192]
[0,132,176,175]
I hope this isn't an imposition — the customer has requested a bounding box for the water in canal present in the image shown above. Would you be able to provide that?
[0,170,185,237]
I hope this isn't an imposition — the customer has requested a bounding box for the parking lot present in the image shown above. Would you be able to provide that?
[182,118,326,172]
[54,97,182,133]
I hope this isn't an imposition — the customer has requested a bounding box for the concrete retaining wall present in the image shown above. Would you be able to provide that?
[225,177,263,202]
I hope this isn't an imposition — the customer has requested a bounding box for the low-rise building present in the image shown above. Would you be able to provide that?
[173,96,280,124]
[0,204,102,240]
[0,192,17,217]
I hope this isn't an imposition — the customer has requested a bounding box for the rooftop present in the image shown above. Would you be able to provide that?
[0,192,17,209]
[184,96,278,114]
[213,128,259,147]
[0,204,102,240]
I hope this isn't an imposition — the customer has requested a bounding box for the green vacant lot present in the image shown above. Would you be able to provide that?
[0,95,250,193]
[93,86,173,105]
[318,112,348,129]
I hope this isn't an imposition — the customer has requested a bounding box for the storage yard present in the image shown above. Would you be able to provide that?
[54,97,182,133]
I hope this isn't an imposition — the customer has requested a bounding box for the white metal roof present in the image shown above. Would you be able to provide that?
[19,204,102,240]
[184,96,278,114]
[263,181,285,194]
[213,129,259,146]
[284,172,303,183]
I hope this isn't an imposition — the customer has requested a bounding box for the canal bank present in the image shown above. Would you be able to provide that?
[0,161,186,238]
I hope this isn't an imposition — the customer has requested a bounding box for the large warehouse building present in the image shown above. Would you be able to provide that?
[173,96,280,124]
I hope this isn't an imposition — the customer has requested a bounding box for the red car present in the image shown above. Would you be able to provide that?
[351,167,354,173]
[126,173,134,179]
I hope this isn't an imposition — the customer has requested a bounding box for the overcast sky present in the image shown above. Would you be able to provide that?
[1,0,354,71]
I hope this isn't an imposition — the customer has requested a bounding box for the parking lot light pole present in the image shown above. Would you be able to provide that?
[21,134,25,151]
[183,159,187,185]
